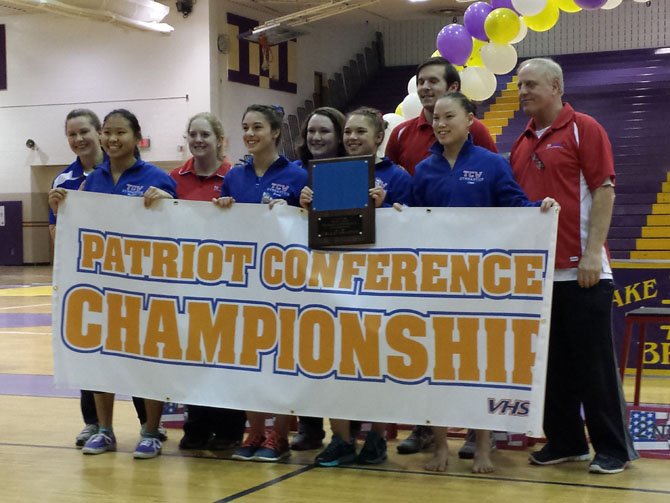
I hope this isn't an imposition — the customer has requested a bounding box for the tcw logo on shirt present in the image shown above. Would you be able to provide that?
[123,184,145,196]
[459,170,484,184]
[267,182,290,199]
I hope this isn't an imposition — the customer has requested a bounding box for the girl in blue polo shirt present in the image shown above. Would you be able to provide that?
[290,106,347,451]
[412,92,557,475]
[215,105,306,208]
[214,104,307,463]
[306,107,411,468]
[51,109,156,451]
[48,109,176,460]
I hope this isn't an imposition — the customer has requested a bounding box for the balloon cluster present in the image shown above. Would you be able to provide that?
[382,0,629,143]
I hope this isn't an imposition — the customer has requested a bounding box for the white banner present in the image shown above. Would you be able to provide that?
[52,191,558,436]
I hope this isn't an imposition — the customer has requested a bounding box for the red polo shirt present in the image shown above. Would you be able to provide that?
[510,103,615,270]
[169,158,232,201]
[385,112,497,175]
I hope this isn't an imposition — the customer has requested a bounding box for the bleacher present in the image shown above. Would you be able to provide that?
[280,34,385,160]
[495,48,670,260]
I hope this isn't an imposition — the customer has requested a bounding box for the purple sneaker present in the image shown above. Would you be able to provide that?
[82,432,116,455]
[133,437,162,459]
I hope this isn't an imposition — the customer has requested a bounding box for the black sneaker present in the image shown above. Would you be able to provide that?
[396,425,434,454]
[589,453,627,474]
[178,435,210,450]
[290,432,324,451]
[315,435,357,467]
[357,431,388,464]
[529,444,590,465]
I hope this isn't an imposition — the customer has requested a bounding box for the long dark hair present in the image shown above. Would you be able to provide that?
[296,107,346,164]
[103,108,142,158]
[346,107,387,147]
[242,104,285,146]
[435,92,477,115]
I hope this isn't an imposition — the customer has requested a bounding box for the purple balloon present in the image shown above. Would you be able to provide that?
[574,0,607,9]
[464,2,493,41]
[436,24,473,66]
[491,0,517,13]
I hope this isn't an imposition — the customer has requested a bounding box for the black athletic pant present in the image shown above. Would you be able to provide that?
[542,280,637,462]
[80,390,147,425]
[182,405,246,442]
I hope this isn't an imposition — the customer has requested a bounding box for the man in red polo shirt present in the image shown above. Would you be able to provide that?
[510,58,637,475]
[385,56,497,176]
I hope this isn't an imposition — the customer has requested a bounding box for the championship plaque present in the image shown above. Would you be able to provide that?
[307,155,375,248]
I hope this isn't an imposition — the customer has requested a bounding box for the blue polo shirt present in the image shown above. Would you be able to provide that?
[412,139,538,208]
[375,157,412,207]
[221,155,307,207]
[83,158,177,198]
[49,156,108,224]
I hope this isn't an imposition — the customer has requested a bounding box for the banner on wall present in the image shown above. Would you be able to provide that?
[612,263,670,375]
[226,13,297,94]
[51,191,558,436]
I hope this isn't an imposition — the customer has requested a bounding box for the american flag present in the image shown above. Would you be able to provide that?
[629,409,669,451]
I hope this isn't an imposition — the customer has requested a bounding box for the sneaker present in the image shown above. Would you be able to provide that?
[357,431,387,464]
[178,435,210,450]
[529,444,590,465]
[396,425,434,454]
[458,429,497,460]
[253,431,291,462]
[141,423,168,442]
[290,432,324,451]
[315,435,357,467]
[75,424,99,448]
[231,433,266,461]
[82,432,117,455]
[589,453,627,474]
[134,437,162,459]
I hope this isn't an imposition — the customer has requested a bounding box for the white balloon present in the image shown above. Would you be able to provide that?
[632,0,647,3]
[382,113,405,131]
[481,43,518,75]
[400,93,423,118]
[601,0,623,7]
[460,66,498,101]
[512,0,547,16]
[510,17,528,44]
[379,113,406,157]
[407,76,418,95]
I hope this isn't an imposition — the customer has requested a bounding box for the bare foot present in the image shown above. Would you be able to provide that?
[425,446,448,472]
[472,451,494,474]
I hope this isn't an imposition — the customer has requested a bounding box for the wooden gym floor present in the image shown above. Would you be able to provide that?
[0,265,668,502]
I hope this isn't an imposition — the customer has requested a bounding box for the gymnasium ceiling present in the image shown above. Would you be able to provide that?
[228,1,469,20]
[0,1,469,22]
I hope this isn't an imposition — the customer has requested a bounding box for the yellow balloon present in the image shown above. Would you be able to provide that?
[555,0,581,13]
[484,8,521,45]
[466,38,486,67]
[455,65,464,72]
[395,103,403,117]
[431,49,441,57]
[524,2,560,32]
